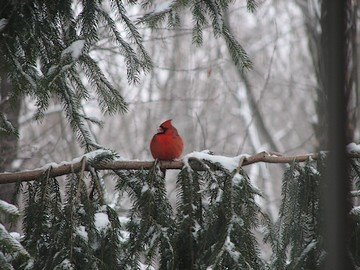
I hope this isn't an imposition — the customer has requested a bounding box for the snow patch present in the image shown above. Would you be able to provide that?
[153,1,174,14]
[215,189,223,203]
[39,162,59,170]
[184,151,249,172]
[224,235,240,262]
[113,155,132,161]
[0,199,19,216]
[351,206,360,216]
[302,240,317,254]
[210,182,218,190]
[14,59,37,89]
[38,149,113,171]
[47,65,57,75]
[232,173,243,186]
[9,232,21,240]
[84,149,113,160]
[192,221,201,238]
[140,262,155,270]
[141,183,149,193]
[0,224,29,257]
[11,159,22,170]
[76,226,88,241]
[149,231,160,247]
[95,212,110,231]
[347,142,360,153]
[120,230,130,242]
[0,18,8,31]
[31,57,44,77]
[118,216,129,224]
[231,216,244,227]
[309,166,320,176]
[58,259,74,270]
[61,40,85,59]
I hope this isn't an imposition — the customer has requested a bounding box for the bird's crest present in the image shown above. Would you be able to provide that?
[160,119,173,130]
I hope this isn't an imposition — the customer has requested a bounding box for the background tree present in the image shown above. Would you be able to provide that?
[296,0,358,149]
[0,0,359,268]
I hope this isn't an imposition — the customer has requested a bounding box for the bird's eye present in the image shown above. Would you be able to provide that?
[157,127,165,133]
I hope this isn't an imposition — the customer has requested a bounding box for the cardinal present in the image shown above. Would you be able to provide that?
[150,119,184,161]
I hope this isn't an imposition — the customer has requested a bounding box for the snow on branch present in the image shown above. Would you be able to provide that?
[0,200,20,217]
[0,149,360,185]
[61,40,86,59]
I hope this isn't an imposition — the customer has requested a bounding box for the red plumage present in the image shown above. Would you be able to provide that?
[150,119,184,161]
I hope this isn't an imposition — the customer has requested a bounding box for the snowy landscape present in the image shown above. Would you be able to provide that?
[0,0,359,269]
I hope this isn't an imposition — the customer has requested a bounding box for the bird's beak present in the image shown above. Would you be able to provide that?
[157,127,164,133]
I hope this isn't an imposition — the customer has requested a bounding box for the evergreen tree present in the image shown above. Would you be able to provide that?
[0,0,150,151]
[1,1,359,269]
[1,150,359,268]
[266,156,326,269]
[0,0,254,150]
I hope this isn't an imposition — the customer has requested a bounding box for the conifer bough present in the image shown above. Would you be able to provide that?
[0,150,359,184]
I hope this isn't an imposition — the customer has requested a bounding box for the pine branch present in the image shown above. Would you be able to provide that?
[0,151,360,184]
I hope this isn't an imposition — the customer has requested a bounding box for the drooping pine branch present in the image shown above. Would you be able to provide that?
[138,0,253,70]
[115,164,176,268]
[0,0,150,148]
[1,144,360,268]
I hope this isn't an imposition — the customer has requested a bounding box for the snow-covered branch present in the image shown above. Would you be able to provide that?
[0,150,359,184]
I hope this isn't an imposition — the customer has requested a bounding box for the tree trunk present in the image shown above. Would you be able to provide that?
[297,0,358,148]
[320,0,353,267]
[344,0,358,143]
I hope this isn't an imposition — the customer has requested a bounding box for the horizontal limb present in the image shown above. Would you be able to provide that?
[0,151,359,184]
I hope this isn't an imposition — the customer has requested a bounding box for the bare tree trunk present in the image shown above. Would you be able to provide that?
[296,0,328,149]
[320,0,353,267]
[0,75,21,205]
[344,0,358,143]
[297,0,358,147]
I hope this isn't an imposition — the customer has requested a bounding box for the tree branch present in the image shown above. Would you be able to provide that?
[1,151,360,184]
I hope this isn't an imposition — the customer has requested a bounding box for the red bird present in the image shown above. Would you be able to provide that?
[150,119,184,161]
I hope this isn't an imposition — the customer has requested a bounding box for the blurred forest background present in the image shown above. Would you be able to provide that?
[1,0,359,224]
